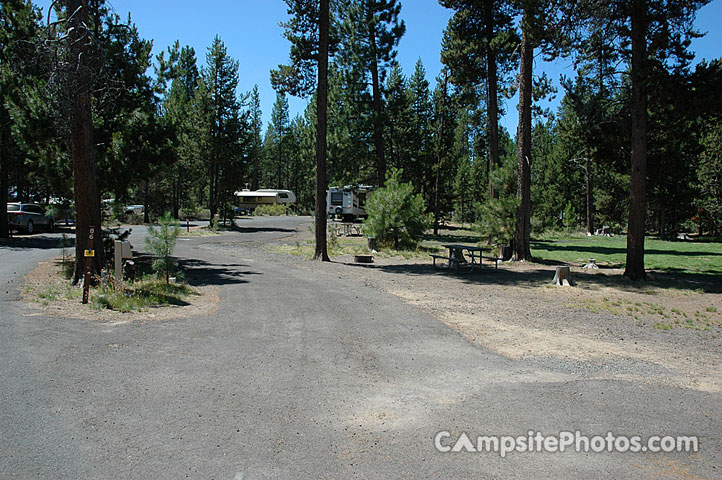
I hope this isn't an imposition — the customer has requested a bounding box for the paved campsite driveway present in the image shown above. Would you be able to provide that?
[1,217,720,479]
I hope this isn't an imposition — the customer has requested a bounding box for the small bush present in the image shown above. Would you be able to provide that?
[562,201,577,232]
[45,205,64,221]
[253,204,287,216]
[146,212,180,283]
[177,207,211,220]
[91,277,193,312]
[364,169,431,249]
[475,160,519,247]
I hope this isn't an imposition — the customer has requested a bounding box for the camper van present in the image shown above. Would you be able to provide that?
[326,185,375,222]
[234,189,296,213]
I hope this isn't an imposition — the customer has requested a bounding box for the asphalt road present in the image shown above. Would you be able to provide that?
[1,216,720,479]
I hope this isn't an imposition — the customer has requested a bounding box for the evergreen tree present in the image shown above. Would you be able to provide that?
[431,68,457,234]
[340,0,405,186]
[384,62,411,174]
[569,0,710,279]
[0,0,43,237]
[440,0,518,199]
[407,59,433,200]
[248,85,263,190]
[196,36,244,223]
[269,91,291,188]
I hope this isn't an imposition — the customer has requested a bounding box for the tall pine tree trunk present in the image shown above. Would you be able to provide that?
[585,155,594,235]
[485,0,500,200]
[624,0,648,280]
[314,0,330,261]
[513,24,533,261]
[0,117,9,238]
[68,0,104,283]
[370,25,386,187]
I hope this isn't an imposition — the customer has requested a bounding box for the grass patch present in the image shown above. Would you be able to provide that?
[33,283,82,303]
[272,234,441,260]
[531,235,722,275]
[90,277,196,312]
[654,323,674,331]
[179,227,222,237]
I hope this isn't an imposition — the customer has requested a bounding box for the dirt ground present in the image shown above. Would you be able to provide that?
[277,229,722,393]
[22,258,219,325]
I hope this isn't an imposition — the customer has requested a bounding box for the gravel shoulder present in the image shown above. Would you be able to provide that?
[270,225,722,393]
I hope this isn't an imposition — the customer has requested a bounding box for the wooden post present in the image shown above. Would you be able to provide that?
[82,226,95,304]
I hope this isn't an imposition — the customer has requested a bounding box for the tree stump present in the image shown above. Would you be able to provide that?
[551,266,574,286]
[583,258,599,269]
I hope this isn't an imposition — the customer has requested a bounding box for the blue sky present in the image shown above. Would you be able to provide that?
[35,0,721,135]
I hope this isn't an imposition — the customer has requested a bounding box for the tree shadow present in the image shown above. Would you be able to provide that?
[0,234,74,250]
[342,261,721,294]
[420,231,481,244]
[532,240,722,258]
[178,258,261,286]
[222,225,297,234]
[133,254,260,287]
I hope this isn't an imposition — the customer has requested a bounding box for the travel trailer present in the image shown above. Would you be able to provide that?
[234,189,296,213]
[326,185,375,222]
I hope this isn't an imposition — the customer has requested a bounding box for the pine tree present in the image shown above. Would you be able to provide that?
[0,0,41,238]
[269,91,290,188]
[440,0,518,199]
[248,85,263,190]
[384,62,411,173]
[569,0,710,279]
[197,36,243,223]
[407,59,433,200]
[340,0,405,186]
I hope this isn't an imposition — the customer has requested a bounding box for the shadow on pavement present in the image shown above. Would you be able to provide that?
[0,233,73,250]
[224,226,296,234]
[177,257,261,286]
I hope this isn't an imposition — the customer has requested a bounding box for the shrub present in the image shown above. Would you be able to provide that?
[45,205,64,221]
[364,169,432,249]
[475,160,519,247]
[179,206,210,220]
[562,201,577,232]
[125,213,145,225]
[253,204,287,216]
[145,212,180,284]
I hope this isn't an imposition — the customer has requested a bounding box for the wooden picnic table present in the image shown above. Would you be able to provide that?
[430,244,485,273]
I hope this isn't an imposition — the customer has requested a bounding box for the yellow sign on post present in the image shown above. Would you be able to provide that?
[84,249,95,257]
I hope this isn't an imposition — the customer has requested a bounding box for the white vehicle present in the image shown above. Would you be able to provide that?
[234,189,296,213]
[326,185,375,222]
[7,203,53,234]
[124,205,145,216]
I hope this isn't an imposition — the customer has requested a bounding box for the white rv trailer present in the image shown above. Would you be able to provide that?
[234,189,296,213]
[326,185,375,222]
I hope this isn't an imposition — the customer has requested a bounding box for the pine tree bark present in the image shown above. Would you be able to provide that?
[314,0,330,261]
[67,0,104,283]
[585,155,594,235]
[513,25,533,261]
[0,118,9,238]
[369,23,386,187]
[624,0,648,280]
[484,0,500,200]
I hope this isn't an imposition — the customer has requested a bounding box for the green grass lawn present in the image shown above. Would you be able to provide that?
[531,234,722,274]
